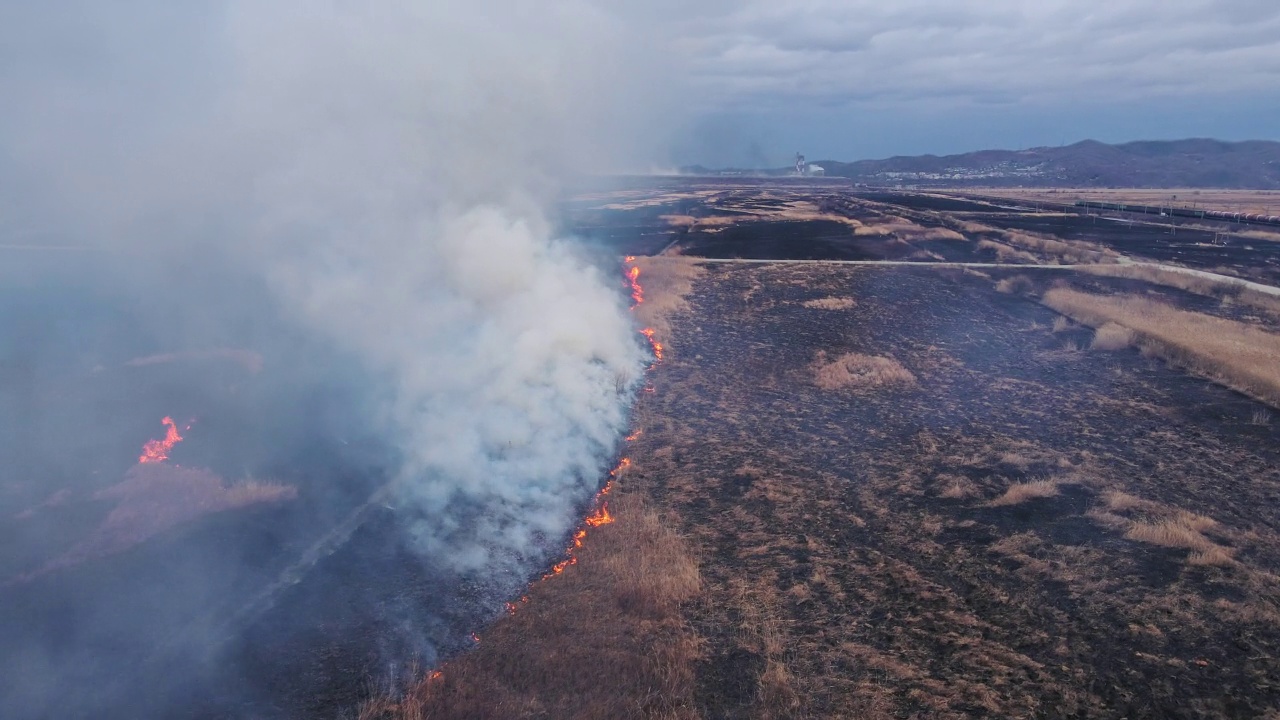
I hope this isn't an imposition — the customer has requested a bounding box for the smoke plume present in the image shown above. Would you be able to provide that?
[0,0,678,715]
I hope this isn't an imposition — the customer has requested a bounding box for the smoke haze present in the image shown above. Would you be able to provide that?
[1,1,678,715]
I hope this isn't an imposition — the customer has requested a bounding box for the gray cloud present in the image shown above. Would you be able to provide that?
[676,0,1280,110]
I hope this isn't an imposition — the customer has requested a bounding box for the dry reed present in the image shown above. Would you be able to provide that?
[1043,288,1280,407]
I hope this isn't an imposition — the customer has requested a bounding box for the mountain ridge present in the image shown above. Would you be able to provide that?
[688,139,1280,188]
[815,138,1280,188]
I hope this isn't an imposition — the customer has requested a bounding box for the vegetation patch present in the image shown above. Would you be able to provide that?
[812,351,916,391]
[802,296,857,310]
[1043,287,1280,407]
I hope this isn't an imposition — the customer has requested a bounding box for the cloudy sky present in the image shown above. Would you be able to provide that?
[667,0,1280,166]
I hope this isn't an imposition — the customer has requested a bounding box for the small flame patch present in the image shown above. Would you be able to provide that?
[138,417,186,464]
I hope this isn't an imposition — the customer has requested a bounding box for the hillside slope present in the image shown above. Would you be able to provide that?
[812,139,1280,188]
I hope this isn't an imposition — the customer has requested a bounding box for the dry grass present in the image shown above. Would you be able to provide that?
[1123,513,1235,567]
[988,480,1059,507]
[1080,264,1280,318]
[1043,288,1280,407]
[1001,230,1111,264]
[1088,489,1238,568]
[1239,289,1280,318]
[630,256,706,347]
[660,214,744,231]
[995,275,1034,294]
[360,492,702,720]
[19,464,296,582]
[977,240,1040,264]
[1082,263,1223,297]
[938,475,978,499]
[1101,491,1146,513]
[1091,322,1136,351]
[812,351,916,391]
[1236,229,1280,243]
[802,296,857,311]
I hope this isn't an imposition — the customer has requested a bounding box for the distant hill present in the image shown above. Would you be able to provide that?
[808,139,1280,189]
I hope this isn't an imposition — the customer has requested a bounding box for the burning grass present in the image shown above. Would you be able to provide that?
[812,351,916,391]
[359,492,701,720]
[630,257,704,333]
[1043,287,1280,407]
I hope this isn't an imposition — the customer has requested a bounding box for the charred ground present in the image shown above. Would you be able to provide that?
[370,182,1280,719]
[629,261,1280,717]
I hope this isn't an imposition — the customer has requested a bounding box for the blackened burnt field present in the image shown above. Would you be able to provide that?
[365,184,1280,720]
[630,261,1280,717]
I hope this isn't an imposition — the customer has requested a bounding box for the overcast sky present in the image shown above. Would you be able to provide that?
[667,0,1280,166]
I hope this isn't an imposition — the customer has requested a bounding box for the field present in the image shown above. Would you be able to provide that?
[965,188,1280,217]
[366,181,1280,719]
[7,179,1280,718]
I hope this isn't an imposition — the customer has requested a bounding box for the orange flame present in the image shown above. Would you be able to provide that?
[624,429,643,442]
[138,417,185,464]
[640,327,663,362]
[627,266,644,305]
[584,504,613,527]
[537,458,629,581]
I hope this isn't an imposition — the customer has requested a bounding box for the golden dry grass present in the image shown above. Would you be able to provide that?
[988,480,1059,506]
[802,296,857,310]
[631,256,706,346]
[1087,488,1238,568]
[360,492,702,720]
[1122,511,1235,566]
[1091,322,1136,351]
[1080,264,1240,300]
[1100,264,1224,294]
[1001,230,1111,264]
[659,214,745,231]
[1042,288,1280,406]
[995,275,1034,294]
[812,351,916,391]
[977,240,1040,264]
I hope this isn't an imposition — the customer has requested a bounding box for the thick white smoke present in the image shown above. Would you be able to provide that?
[226,4,659,570]
[1,0,677,571]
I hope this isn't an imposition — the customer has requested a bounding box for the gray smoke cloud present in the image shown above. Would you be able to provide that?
[0,0,682,714]
[3,0,669,557]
